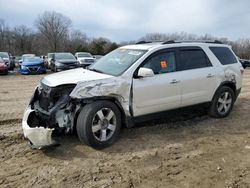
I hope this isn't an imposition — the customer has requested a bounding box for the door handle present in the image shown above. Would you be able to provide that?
[207,74,214,78]
[170,79,180,84]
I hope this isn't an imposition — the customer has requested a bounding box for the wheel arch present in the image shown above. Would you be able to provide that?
[212,81,236,101]
[73,96,133,132]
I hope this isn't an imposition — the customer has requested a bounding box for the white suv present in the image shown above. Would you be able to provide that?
[75,52,95,67]
[22,41,243,149]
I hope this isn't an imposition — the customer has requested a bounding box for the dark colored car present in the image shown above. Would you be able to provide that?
[20,56,46,75]
[0,52,15,70]
[239,59,250,69]
[0,57,8,75]
[50,52,79,72]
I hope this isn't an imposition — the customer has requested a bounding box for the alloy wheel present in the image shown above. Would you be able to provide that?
[91,108,117,142]
[217,91,233,115]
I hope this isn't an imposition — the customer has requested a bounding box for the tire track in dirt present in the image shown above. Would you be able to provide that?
[1,70,250,187]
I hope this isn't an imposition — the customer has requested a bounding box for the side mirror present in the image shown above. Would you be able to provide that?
[137,67,154,78]
[19,60,22,64]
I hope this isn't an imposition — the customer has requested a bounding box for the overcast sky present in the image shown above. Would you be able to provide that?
[0,0,250,42]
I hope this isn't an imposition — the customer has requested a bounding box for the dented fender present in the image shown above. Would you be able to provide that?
[70,77,132,116]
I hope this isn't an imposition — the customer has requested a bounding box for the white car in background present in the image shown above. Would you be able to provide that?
[94,55,104,61]
[75,52,95,67]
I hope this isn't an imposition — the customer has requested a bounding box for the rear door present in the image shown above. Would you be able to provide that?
[177,47,217,107]
[132,49,182,116]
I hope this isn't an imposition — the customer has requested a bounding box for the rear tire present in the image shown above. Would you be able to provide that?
[77,100,121,149]
[209,86,235,118]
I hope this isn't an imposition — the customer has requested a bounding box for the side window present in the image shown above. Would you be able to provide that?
[143,51,176,74]
[209,47,238,65]
[179,49,211,71]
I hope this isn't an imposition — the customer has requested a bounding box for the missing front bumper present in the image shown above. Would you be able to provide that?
[22,106,57,149]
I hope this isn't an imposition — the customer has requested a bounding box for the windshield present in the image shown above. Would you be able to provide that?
[78,53,92,58]
[22,54,35,60]
[55,53,75,60]
[24,57,41,62]
[89,48,147,76]
[0,52,9,58]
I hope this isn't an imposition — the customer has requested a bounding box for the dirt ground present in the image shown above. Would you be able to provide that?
[1,70,250,188]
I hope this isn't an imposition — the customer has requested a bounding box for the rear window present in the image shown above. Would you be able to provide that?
[210,47,238,65]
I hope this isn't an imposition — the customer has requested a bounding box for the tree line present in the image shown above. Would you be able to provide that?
[0,11,119,56]
[0,11,250,59]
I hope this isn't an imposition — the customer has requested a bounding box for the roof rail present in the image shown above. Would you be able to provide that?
[135,41,153,44]
[162,40,223,45]
[135,40,165,44]
[162,40,175,44]
[206,40,223,44]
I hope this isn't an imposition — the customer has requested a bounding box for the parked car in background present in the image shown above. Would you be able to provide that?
[50,52,79,72]
[19,54,36,66]
[14,56,21,66]
[0,52,15,70]
[94,55,104,61]
[20,56,46,75]
[75,52,95,67]
[46,53,55,69]
[239,58,250,69]
[0,57,8,75]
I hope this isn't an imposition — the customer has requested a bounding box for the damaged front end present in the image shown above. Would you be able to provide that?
[22,83,78,149]
[22,75,132,149]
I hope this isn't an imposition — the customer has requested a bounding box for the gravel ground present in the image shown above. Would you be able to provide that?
[0,69,250,188]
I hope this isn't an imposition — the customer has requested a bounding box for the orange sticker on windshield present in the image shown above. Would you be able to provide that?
[160,61,167,68]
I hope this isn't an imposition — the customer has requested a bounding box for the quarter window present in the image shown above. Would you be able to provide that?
[179,49,211,70]
[210,47,238,65]
[143,51,176,74]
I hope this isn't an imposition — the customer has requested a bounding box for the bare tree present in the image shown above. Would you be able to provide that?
[0,19,5,49]
[12,25,34,54]
[35,11,72,52]
[67,29,88,52]
[0,19,12,51]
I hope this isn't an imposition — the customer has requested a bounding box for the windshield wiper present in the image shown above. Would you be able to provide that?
[88,68,104,74]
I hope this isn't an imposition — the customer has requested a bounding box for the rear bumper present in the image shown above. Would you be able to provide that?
[22,106,56,149]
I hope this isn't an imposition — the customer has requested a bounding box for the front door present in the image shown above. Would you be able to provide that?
[132,50,182,116]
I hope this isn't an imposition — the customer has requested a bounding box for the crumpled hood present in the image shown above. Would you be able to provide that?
[41,68,113,87]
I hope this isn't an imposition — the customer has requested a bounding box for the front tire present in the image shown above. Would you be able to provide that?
[209,86,235,118]
[77,100,121,149]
